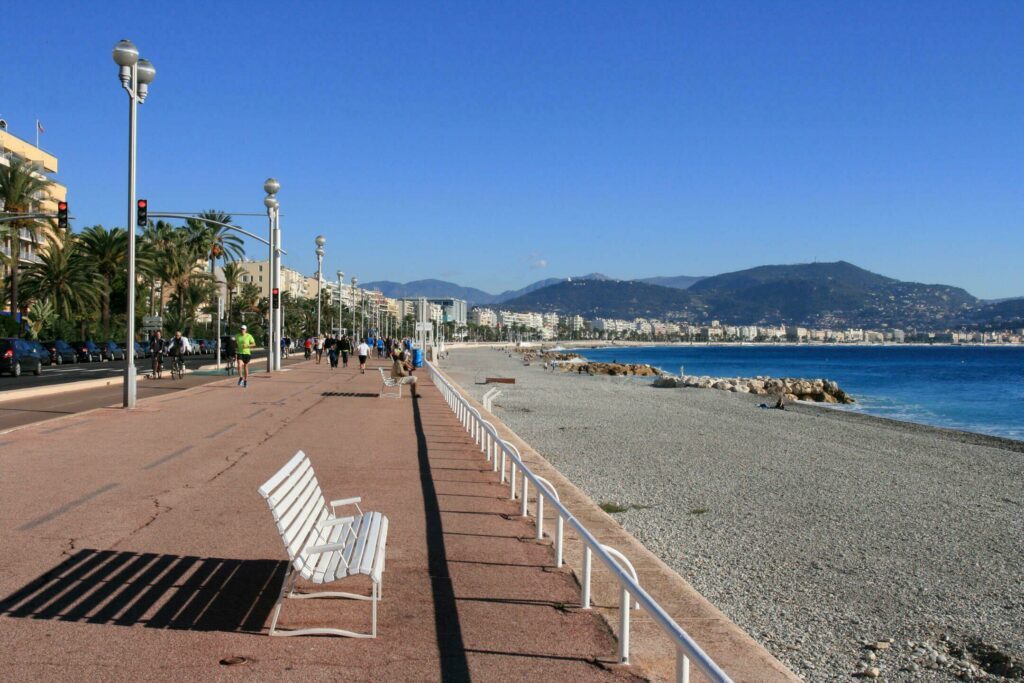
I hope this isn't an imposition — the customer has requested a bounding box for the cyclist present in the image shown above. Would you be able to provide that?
[235,324,256,388]
[151,330,166,379]
[167,331,186,378]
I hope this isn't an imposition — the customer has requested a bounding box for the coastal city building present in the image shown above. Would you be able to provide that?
[0,125,68,270]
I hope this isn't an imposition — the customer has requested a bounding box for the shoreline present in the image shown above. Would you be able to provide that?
[441,347,1024,681]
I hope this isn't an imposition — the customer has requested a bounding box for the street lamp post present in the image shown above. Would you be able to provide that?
[113,39,155,410]
[264,179,280,372]
[336,270,344,336]
[315,235,326,338]
[350,276,358,341]
[264,180,281,370]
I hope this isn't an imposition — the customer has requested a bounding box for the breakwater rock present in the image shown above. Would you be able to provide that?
[653,374,855,404]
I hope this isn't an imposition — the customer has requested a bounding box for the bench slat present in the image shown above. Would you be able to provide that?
[348,513,373,573]
[258,450,308,497]
[353,513,382,576]
[341,514,369,569]
[268,459,313,508]
[278,475,320,532]
[371,517,389,582]
[311,520,350,580]
[288,501,328,560]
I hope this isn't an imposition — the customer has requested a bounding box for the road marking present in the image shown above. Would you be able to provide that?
[205,423,236,439]
[143,445,194,470]
[18,482,120,531]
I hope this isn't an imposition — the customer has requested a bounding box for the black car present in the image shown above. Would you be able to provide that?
[101,340,127,361]
[43,340,78,365]
[134,341,145,359]
[73,340,103,362]
[27,341,52,366]
[0,338,44,376]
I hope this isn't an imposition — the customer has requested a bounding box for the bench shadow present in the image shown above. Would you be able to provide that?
[0,549,286,634]
[321,392,379,398]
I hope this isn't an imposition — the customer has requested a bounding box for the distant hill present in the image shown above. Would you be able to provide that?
[501,279,702,320]
[499,262,985,328]
[690,261,977,327]
[361,279,497,305]
[640,275,706,290]
[492,278,563,304]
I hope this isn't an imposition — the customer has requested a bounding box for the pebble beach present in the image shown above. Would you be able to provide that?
[442,346,1024,681]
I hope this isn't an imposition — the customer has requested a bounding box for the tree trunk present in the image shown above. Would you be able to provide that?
[227,290,233,328]
[9,231,19,333]
[102,276,112,339]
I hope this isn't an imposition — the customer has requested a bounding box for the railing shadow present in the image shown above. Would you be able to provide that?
[0,549,286,634]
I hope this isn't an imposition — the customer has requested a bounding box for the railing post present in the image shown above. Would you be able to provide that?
[500,448,507,482]
[556,515,564,567]
[536,492,545,539]
[678,648,690,683]
[582,546,592,609]
[520,476,529,516]
[509,461,516,499]
[619,587,631,664]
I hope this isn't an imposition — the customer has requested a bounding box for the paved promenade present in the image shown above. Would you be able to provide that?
[0,359,642,681]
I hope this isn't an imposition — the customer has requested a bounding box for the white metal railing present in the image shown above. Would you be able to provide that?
[425,360,732,683]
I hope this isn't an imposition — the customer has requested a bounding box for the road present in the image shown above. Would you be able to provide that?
[0,353,302,433]
[0,350,268,390]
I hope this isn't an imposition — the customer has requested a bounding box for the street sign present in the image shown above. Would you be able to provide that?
[142,315,162,331]
[416,322,432,332]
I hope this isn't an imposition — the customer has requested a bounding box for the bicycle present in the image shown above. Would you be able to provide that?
[152,352,164,379]
[170,354,186,380]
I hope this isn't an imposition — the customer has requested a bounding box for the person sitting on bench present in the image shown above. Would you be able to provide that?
[391,349,417,392]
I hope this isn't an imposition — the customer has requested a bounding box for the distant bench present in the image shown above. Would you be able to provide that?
[484,377,516,384]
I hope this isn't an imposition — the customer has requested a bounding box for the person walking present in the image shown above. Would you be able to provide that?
[151,330,166,379]
[236,324,256,388]
[328,337,339,369]
[315,335,325,364]
[340,335,351,368]
[357,338,370,374]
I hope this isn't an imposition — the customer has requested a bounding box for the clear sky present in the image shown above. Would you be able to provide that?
[4,1,1022,298]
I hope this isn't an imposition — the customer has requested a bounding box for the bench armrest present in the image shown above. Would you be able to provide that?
[330,497,363,515]
[318,515,355,528]
[304,541,349,555]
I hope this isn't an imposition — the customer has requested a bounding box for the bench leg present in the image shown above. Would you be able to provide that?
[269,568,381,638]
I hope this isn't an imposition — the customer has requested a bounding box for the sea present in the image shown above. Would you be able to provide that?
[571,345,1024,441]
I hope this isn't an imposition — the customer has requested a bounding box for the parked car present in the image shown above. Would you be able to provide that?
[0,338,44,376]
[43,340,78,365]
[73,340,103,362]
[134,341,146,359]
[101,340,127,361]
[139,340,152,357]
[27,341,53,366]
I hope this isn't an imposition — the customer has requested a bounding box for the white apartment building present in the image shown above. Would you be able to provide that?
[237,260,311,299]
[471,307,499,327]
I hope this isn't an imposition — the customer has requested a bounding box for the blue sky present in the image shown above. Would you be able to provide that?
[4,1,1022,298]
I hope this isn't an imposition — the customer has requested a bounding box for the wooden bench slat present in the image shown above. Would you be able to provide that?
[354,513,382,576]
[278,476,320,532]
[258,450,308,497]
[269,460,313,509]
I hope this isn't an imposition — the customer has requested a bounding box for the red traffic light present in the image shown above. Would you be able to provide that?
[137,199,147,209]
[272,288,279,295]
[58,201,68,211]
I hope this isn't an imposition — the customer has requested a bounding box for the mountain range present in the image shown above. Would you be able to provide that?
[365,262,1022,329]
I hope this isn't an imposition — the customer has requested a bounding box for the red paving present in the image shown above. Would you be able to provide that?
[0,359,645,681]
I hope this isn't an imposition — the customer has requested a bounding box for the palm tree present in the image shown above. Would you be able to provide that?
[78,225,128,338]
[221,261,243,328]
[0,157,53,326]
[19,236,99,325]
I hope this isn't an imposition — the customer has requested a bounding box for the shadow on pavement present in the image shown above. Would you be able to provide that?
[0,549,285,633]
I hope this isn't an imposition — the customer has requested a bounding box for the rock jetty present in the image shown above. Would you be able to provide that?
[520,350,663,377]
[653,374,855,404]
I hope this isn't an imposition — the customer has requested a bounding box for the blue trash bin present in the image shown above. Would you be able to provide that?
[413,348,424,368]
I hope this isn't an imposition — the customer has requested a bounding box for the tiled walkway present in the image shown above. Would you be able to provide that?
[0,358,643,681]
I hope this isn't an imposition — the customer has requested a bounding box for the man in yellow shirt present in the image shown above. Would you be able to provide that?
[235,324,256,388]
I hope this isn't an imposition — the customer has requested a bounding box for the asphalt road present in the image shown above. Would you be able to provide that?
[0,350,268,391]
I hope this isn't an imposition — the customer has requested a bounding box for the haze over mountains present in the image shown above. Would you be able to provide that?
[366,262,1022,329]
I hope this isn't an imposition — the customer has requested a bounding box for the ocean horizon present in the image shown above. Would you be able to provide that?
[571,344,1024,441]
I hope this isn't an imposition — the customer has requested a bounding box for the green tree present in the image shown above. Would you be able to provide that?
[221,261,244,328]
[78,225,128,339]
[18,236,100,327]
[0,157,53,327]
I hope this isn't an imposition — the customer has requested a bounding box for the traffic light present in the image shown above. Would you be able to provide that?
[136,199,148,227]
[272,287,280,309]
[57,201,68,230]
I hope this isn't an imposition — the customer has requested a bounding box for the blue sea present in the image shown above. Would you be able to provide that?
[572,345,1024,441]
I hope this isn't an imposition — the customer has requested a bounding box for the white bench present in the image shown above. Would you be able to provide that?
[379,367,414,398]
[258,450,388,638]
